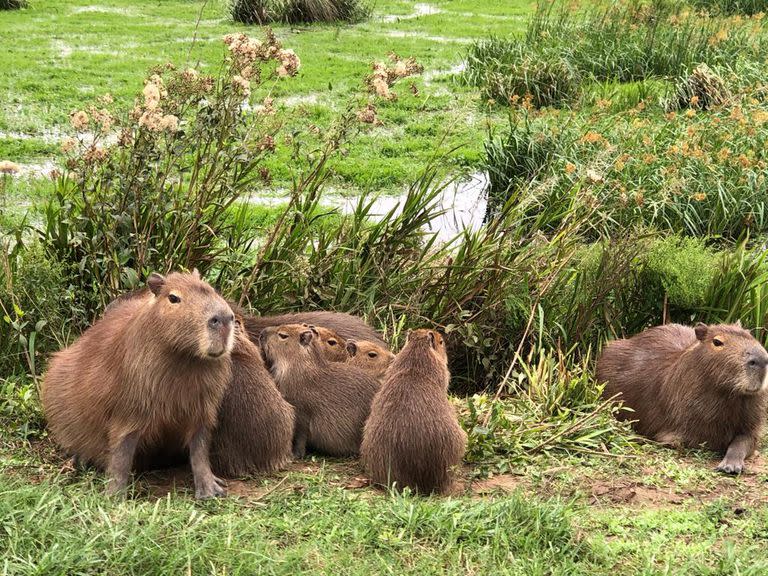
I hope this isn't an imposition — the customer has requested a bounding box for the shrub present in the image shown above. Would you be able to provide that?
[665,63,732,111]
[0,0,27,9]
[230,0,369,24]
[40,32,296,320]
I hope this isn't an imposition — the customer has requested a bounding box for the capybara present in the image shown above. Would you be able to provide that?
[597,322,768,474]
[346,340,395,378]
[240,310,386,348]
[361,329,467,494]
[209,318,295,477]
[305,324,349,362]
[259,324,381,458]
[42,271,235,498]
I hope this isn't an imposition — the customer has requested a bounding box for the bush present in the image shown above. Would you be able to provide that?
[0,0,27,9]
[231,0,369,24]
[40,32,296,321]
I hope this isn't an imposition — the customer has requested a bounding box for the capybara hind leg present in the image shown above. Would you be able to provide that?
[190,427,226,499]
[716,434,755,475]
[106,430,140,496]
[292,416,309,459]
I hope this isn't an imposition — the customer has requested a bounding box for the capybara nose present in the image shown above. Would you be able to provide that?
[746,346,768,369]
[209,313,234,331]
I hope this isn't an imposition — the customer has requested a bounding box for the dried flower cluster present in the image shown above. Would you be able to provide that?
[365,53,423,101]
[0,160,20,175]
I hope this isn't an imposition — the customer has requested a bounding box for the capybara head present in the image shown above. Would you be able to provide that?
[406,329,448,364]
[260,323,316,371]
[692,322,768,395]
[346,340,394,374]
[303,324,348,362]
[146,270,235,359]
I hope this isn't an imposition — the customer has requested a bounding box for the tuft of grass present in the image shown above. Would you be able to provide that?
[230,0,370,24]
[691,0,768,14]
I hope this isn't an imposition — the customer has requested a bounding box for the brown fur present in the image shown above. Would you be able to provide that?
[239,309,386,348]
[597,322,768,473]
[209,320,295,477]
[259,324,381,457]
[361,329,467,494]
[346,340,395,378]
[42,271,235,497]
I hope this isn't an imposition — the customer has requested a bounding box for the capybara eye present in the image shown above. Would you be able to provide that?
[368,351,378,358]
[168,294,181,304]
[713,337,724,347]
[278,332,288,340]
[328,339,337,346]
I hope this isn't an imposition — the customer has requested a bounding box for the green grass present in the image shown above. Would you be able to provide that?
[0,0,530,192]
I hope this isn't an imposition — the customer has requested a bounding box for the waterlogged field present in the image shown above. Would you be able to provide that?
[3,0,768,574]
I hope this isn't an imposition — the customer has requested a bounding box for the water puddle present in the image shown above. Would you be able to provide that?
[247,172,488,242]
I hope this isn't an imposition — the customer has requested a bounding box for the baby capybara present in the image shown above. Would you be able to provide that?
[305,324,349,362]
[242,310,386,347]
[42,271,235,498]
[346,340,395,378]
[209,319,295,477]
[597,322,768,474]
[259,324,381,458]
[361,329,467,494]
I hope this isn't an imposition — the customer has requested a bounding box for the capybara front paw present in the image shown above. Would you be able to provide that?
[716,458,744,475]
[105,478,128,497]
[195,477,227,499]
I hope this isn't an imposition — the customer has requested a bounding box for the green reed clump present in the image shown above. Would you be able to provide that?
[691,0,768,15]
[465,0,767,108]
[231,0,369,24]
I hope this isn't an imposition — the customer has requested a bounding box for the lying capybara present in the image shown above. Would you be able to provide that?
[259,324,381,458]
[209,318,295,477]
[597,322,768,474]
[305,324,349,362]
[346,340,395,378]
[240,310,386,348]
[42,271,235,498]
[361,329,467,494]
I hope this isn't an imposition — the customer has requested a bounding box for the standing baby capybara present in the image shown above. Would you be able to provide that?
[209,318,295,477]
[241,310,386,347]
[597,322,768,474]
[42,271,235,498]
[259,324,381,458]
[346,340,395,378]
[361,329,467,495]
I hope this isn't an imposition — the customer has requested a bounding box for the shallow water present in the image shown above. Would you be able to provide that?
[247,172,488,242]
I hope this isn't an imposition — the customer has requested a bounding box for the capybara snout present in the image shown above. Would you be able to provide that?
[206,309,236,358]
[744,345,768,393]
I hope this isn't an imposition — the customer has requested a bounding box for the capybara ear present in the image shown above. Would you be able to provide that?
[147,273,165,296]
[299,330,314,346]
[308,325,319,336]
[694,323,708,341]
[346,341,358,356]
[428,330,436,349]
[191,268,201,280]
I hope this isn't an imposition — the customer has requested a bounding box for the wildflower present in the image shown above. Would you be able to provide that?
[635,190,645,206]
[61,138,77,153]
[564,162,576,174]
[0,160,20,174]
[738,154,751,168]
[83,146,109,164]
[138,109,163,131]
[158,114,179,132]
[357,103,380,124]
[685,109,696,118]
[642,153,655,165]
[718,148,731,162]
[586,168,603,183]
[693,192,706,201]
[182,68,199,80]
[709,29,728,46]
[143,81,161,110]
[689,95,700,106]
[98,93,114,105]
[614,159,625,171]
[231,75,251,97]
[665,112,676,121]
[580,131,606,145]
[276,49,300,77]
[70,110,89,130]
[259,96,276,116]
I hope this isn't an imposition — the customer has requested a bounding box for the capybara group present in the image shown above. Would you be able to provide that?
[597,322,768,474]
[346,340,395,378]
[362,329,466,494]
[241,310,386,347]
[42,271,235,498]
[259,323,381,458]
[209,318,295,477]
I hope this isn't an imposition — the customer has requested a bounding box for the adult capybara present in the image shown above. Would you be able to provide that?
[597,322,768,474]
[259,324,381,458]
[240,310,386,348]
[42,271,235,498]
[209,318,295,477]
[305,324,349,362]
[346,340,395,378]
[361,329,467,494]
